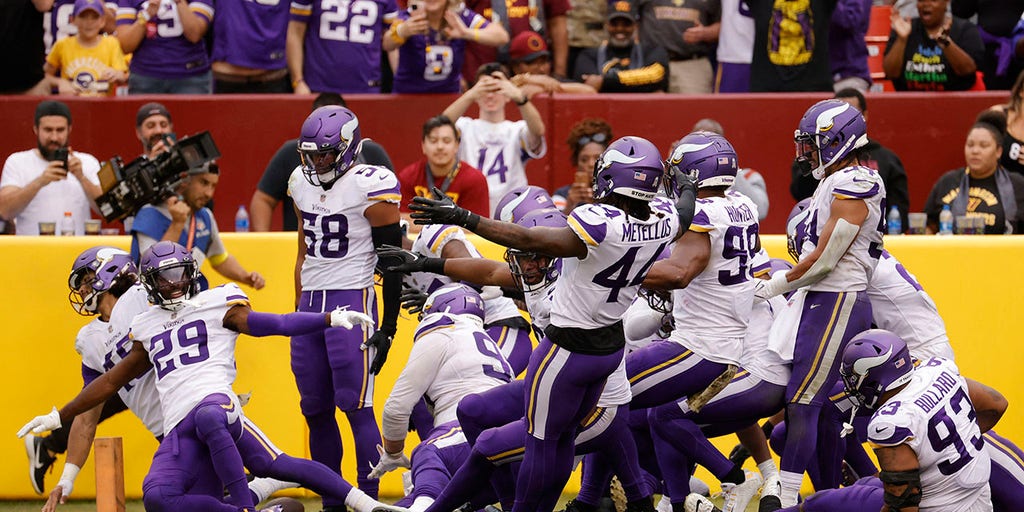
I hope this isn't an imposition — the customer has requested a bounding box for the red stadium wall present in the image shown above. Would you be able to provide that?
[0,92,1004,233]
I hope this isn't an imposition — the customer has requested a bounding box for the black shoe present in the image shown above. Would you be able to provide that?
[562,498,599,512]
[625,497,656,512]
[757,496,782,512]
[25,434,56,495]
[321,507,348,512]
[727,443,752,467]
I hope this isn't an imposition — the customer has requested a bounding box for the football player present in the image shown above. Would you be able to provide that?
[18,241,393,512]
[289,105,404,502]
[754,99,885,507]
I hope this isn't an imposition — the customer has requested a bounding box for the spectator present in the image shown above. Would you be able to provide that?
[636,0,720,94]
[210,0,290,93]
[130,161,266,289]
[953,0,1024,90]
[249,93,394,232]
[791,88,910,229]
[1,0,62,95]
[461,0,570,79]
[690,117,770,220]
[384,0,508,94]
[747,0,835,91]
[397,115,490,221]
[44,0,117,54]
[830,0,872,92]
[551,118,610,212]
[716,0,754,93]
[45,0,128,96]
[134,102,176,161]
[925,118,1024,234]
[573,0,669,92]
[115,0,214,94]
[565,0,606,78]
[287,0,398,94]
[442,64,546,215]
[884,0,984,91]
[0,100,101,235]
[994,70,1024,175]
[508,31,597,96]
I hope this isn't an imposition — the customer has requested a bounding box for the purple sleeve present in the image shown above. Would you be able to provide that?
[832,182,881,199]
[82,363,104,388]
[568,205,608,246]
[247,311,327,337]
[290,0,313,23]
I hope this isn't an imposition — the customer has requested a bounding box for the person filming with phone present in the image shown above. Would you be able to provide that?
[0,100,102,235]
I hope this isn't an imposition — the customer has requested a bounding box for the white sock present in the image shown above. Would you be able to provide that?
[656,495,673,512]
[779,471,803,507]
[757,460,779,480]
[345,488,380,512]
[248,477,298,504]
[409,496,435,512]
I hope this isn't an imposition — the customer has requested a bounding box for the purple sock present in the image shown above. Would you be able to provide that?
[247,311,326,337]
[345,407,383,498]
[192,405,252,510]
[780,403,822,475]
[491,463,518,510]
[576,453,612,506]
[304,411,345,507]
[843,434,877,478]
[513,434,575,512]
[268,454,354,503]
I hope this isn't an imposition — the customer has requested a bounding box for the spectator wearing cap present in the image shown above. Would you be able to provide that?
[461,0,570,80]
[135,102,175,160]
[636,0,719,94]
[45,0,128,96]
[130,160,265,290]
[384,0,508,94]
[44,0,118,56]
[507,31,597,96]
[442,63,546,215]
[114,0,215,94]
[209,0,290,93]
[0,100,101,235]
[573,0,668,92]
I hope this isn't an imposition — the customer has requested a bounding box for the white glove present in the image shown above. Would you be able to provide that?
[17,407,62,438]
[753,272,789,304]
[330,308,375,330]
[368,444,410,479]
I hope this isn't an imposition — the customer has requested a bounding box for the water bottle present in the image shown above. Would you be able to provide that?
[886,206,901,235]
[60,211,75,236]
[938,205,954,235]
[235,205,250,233]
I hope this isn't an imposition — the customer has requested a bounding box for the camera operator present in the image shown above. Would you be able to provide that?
[0,100,102,235]
[135,102,175,160]
[129,162,266,291]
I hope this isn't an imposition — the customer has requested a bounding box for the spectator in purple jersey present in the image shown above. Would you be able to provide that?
[115,0,214,94]
[210,0,290,93]
[287,0,399,94]
[384,0,508,93]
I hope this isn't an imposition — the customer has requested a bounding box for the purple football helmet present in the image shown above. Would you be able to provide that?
[786,198,813,262]
[493,186,558,222]
[505,210,566,291]
[665,131,738,192]
[592,136,665,202]
[68,246,137,315]
[795,99,868,180]
[422,283,486,322]
[139,241,201,311]
[840,329,915,410]
[297,106,362,188]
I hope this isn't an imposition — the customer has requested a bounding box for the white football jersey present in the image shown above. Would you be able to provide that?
[796,165,885,292]
[596,354,631,407]
[410,224,523,324]
[381,313,511,441]
[740,295,791,387]
[670,191,759,365]
[868,251,954,361]
[77,284,163,436]
[552,197,680,330]
[524,283,556,332]
[868,358,991,511]
[717,0,754,64]
[288,164,401,291]
[129,284,250,432]
[455,117,547,216]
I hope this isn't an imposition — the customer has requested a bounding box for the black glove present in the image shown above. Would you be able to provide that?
[375,244,446,275]
[672,172,698,232]
[409,187,480,229]
[363,328,395,375]
[400,286,429,315]
[728,443,752,467]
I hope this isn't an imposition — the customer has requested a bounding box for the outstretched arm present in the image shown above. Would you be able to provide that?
[223,305,373,336]
[642,230,711,290]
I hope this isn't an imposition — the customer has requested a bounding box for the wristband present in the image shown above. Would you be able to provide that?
[421,257,447,275]
[513,95,529,106]
[58,463,81,496]
[472,28,480,41]
[292,77,305,88]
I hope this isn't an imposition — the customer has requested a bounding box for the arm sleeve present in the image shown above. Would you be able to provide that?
[381,337,444,440]
[600,51,668,93]
[373,223,404,332]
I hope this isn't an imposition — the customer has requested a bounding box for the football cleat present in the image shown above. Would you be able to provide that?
[720,471,762,512]
[25,434,56,495]
[683,494,722,512]
[758,473,782,512]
